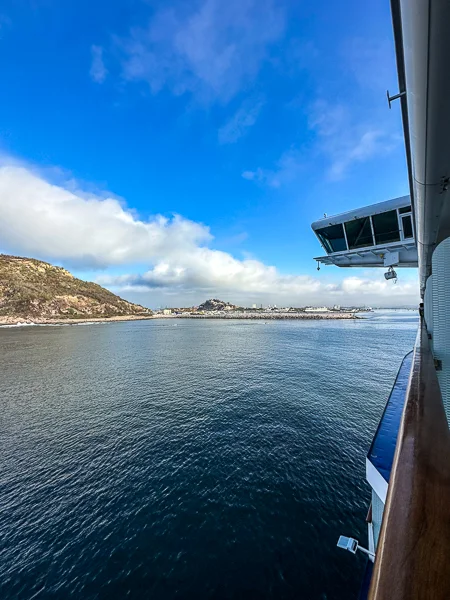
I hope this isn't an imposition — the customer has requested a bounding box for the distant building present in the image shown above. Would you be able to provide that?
[163,309,172,315]
[252,303,257,309]
[305,306,329,312]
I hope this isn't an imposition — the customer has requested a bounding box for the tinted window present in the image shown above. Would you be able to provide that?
[316,224,347,253]
[402,214,413,239]
[344,217,374,249]
[399,206,412,214]
[372,210,400,244]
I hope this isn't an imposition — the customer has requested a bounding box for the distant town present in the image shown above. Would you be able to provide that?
[152,299,374,320]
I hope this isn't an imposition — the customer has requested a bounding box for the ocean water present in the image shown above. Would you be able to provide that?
[0,311,418,599]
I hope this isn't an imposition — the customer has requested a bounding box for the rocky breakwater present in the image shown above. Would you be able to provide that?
[175,311,358,320]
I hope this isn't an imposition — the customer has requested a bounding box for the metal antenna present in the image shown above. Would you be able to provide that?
[387,89,406,109]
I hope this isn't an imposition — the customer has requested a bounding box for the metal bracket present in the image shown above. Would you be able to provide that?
[435,358,443,371]
[384,251,399,267]
[387,90,406,109]
[440,176,450,193]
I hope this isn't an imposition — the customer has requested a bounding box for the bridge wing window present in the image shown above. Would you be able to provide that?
[402,214,413,239]
[372,210,401,244]
[344,217,374,249]
[316,224,347,253]
[399,205,412,214]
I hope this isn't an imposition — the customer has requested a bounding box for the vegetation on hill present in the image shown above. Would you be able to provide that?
[0,254,152,320]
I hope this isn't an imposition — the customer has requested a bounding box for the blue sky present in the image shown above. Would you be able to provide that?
[0,0,419,307]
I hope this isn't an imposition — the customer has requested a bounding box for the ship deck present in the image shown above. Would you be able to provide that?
[366,351,413,497]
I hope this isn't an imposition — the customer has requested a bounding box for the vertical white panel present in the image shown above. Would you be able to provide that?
[432,238,450,425]
[424,274,433,339]
[371,490,385,550]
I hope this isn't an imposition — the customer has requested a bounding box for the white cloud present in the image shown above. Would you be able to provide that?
[328,129,387,180]
[243,92,401,188]
[308,99,400,180]
[0,163,211,269]
[218,99,264,144]
[242,100,397,187]
[90,45,107,83]
[242,148,304,187]
[118,0,285,103]
[308,101,348,138]
[0,160,418,307]
[99,266,418,308]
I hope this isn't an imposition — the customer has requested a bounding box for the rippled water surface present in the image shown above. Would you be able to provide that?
[0,311,418,599]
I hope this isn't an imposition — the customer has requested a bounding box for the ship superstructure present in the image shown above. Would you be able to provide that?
[312,1,450,598]
[312,196,417,268]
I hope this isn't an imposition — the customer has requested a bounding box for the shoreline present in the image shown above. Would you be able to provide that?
[153,312,359,320]
[0,311,361,327]
[0,315,155,327]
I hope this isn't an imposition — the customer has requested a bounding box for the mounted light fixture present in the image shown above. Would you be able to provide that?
[384,266,398,282]
[337,536,375,562]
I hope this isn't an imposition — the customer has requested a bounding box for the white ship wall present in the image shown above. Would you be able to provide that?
[431,238,450,425]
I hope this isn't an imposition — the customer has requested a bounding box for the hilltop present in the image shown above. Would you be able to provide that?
[197,298,238,311]
[0,255,152,323]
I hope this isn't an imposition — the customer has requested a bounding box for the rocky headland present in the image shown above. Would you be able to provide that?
[0,255,152,325]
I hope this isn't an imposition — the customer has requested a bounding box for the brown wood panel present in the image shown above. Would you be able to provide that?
[369,320,450,599]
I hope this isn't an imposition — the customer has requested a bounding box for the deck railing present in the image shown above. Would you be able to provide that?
[369,319,450,599]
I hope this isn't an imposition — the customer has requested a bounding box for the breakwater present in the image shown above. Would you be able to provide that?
[155,311,358,320]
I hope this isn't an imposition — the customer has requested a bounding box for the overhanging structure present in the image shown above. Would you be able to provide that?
[311,196,417,268]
